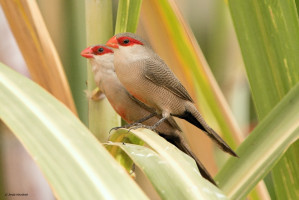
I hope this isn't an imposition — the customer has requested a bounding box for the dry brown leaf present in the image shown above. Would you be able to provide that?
[0,0,76,114]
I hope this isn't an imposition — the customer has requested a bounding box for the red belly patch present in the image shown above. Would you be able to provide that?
[114,106,130,123]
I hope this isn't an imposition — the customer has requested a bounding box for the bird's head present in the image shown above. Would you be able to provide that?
[81,45,114,71]
[106,32,152,61]
[106,32,147,48]
[81,45,114,59]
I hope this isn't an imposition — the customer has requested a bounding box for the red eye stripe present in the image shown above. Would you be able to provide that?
[117,36,143,46]
[91,46,114,55]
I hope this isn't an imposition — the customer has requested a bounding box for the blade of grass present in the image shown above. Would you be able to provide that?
[229,0,299,118]
[126,0,142,33]
[0,0,76,114]
[272,143,299,200]
[215,82,299,200]
[115,0,129,33]
[85,0,120,141]
[115,0,143,34]
[0,63,149,200]
[228,0,299,199]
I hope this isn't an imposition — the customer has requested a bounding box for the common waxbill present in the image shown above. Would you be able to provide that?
[106,32,237,157]
[81,45,217,185]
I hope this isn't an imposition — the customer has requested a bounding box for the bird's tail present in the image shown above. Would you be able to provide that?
[176,102,238,157]
[159,133,217,186]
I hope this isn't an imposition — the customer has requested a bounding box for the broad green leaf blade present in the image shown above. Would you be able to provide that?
[126,0,142,33]
[85,0,120,141]
[115,0,142,34]
[106,129,197,174]
[272,143,299,200]
[106,131,141,172]
[113,129,229,200]
[106,143,194,200]
[215,82,299,200]
[107,131,228,200]
[228,0,299,118]
[115,0,129,33]
[228,0,299,198]
[0,64,148,200]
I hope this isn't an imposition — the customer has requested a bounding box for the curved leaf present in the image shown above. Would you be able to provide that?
[215,83,299,200]
[228,0,299,198]
[0,63,148,200]
[106,143,196,200]
[111,129,228,200]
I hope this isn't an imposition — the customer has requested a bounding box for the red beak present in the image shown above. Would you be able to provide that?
[106,36,119,48]
[81,47,93,58]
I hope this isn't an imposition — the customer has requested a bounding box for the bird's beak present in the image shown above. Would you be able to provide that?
[81,47,93,58]
[106,36,119,49]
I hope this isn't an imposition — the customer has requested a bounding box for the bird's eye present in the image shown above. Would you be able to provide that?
[98,47,104,53]
[123,39,130,44]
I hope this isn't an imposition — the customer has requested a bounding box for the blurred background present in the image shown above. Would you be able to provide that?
[0,0,256,199]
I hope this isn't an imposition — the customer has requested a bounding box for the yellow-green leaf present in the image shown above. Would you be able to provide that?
[0,63,148,200]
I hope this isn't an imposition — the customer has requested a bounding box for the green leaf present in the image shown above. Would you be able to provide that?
[229,0,299,117]
[106,143,194,200]
[215,82,299,200]
[272,142,299,200]
[115,0,143,34]
[106,131,140,172]
[108,130,229,200]
[115,0,129,33]
[228,0,299,198]
[126,0,142,33]
[0,63,148,200]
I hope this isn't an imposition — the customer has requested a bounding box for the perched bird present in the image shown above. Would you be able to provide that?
[81,45,217,185]
[106,32,237,157]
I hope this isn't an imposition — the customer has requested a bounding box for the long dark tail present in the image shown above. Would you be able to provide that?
[159,133,217,186]
[175,103,238,157]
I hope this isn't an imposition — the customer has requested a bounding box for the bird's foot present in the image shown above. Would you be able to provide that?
[109,122,144,133]
[128,117,165,132]
[127,124,157,132]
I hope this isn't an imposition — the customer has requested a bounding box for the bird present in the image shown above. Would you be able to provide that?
[106,32,237,157]
[81,44,217,185]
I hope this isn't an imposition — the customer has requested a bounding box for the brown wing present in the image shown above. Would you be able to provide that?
[141,57,194,103]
